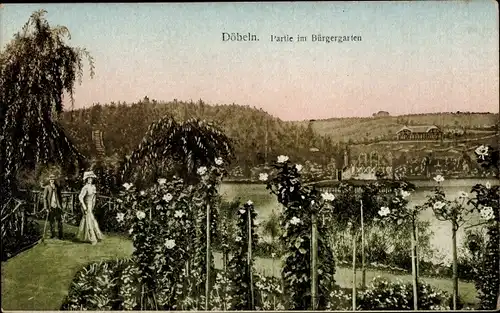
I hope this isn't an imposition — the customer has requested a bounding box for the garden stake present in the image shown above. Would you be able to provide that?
[411,213,419,311]
[247,207,255,310]
[351,224,357,311]
[311,212,318,310]
[360,199,366,289]
[205,203,211,311]
[451,221,458,310]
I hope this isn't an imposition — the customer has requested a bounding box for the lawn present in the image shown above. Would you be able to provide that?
[1,220,478,310]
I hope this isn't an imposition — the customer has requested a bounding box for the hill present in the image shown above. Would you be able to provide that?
[60,98,343,177]
[294,113,498,144]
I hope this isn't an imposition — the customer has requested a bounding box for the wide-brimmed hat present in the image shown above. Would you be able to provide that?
[48,174,57,180]
[83,171,97,181]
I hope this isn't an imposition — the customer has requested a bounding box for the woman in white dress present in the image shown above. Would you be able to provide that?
[77,171,104,245]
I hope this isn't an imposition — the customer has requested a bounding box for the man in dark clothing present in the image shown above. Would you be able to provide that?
[43,174,64,239]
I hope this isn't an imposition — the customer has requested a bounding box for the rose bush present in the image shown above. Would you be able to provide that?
[468,144,499,310]
[226,200,259,310]
[262,155,337,310]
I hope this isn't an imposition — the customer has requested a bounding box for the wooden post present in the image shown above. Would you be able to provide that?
[205,204,211,311]
[360,200,366,289]
[411,217,419,311]
[248,208,255,310]
[311,213,318,310]
[352,227,357,311]
[452,222,458,310]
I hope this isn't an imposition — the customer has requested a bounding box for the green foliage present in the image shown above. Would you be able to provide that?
[1,200,41,261]
[0,10,92,197]
[265,156,336,310]
[61,258,137,311]
[226,201,259,310]
[468,145,499,310]
[121,116,234,186]
[357,276,451,310]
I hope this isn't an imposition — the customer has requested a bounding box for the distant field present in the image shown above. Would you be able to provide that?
[291,113,498,143]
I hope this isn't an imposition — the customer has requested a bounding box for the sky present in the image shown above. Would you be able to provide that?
[1,1,498,121]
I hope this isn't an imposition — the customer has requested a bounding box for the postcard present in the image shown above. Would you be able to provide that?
[1,2,498,312]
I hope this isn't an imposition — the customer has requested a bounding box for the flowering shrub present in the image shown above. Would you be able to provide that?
[357,276,451,310]
[469,144,499,310]
[263,155,337,310]
[61,258,136,310]
[116,177,196,309]
[254,273,285,310]
[374,181,416,227]
[114,158,226,309]
[226,200,259,310]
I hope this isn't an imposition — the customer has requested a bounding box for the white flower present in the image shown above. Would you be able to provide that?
[486,181,491,189]
[271,252,276,258]
[321,192,335,201]
[458,191,468,198]
[116,212,125,222]
[174,210,185,218]
[433,201,446,210]
[165,239,176,249]
[259,173,268,181]
[277,155,289,163]
[480,206,495,220]
[433,175,445,183]
[475,145,489,159]
[235,236,242,242]
[246,200,253,206]
[400,190,411,198]
[140,190,146,196]
[157,178,167,185]
[215,157,224,166]
[290,216,301,225]
[163,193,173,202]
[311,200,315,205]
[378,206,391,217]
[197,166,207,175]
[239,208,245,214]
[128,228,134,234]
[136,210,146,220]
[296,164,303,172]
[123,182,133,190]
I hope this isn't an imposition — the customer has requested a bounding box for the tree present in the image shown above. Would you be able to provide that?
[424,176,473,310]
[121,115,235,186]
[0,10,93,203]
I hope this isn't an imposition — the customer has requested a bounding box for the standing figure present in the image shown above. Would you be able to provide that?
[77,171,104,245]
[43,174,64,239]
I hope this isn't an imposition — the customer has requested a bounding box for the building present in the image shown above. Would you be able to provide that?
[373,111,390,117]
[396,125,443,141]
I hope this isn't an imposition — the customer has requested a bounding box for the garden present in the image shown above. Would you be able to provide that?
[1,9,499,312]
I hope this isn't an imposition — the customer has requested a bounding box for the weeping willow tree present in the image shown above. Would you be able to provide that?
[121,115,235,185]
[0,10,94,203]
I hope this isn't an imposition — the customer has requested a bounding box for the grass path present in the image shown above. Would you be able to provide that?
[1,221,477,310]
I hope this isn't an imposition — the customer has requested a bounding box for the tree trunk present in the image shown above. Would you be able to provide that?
[352,230,357,311]
[360,200,366,289]
[411,219,419,311]
[205,204,211,311]
[311,213,318,310]
[452,223,458,310]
